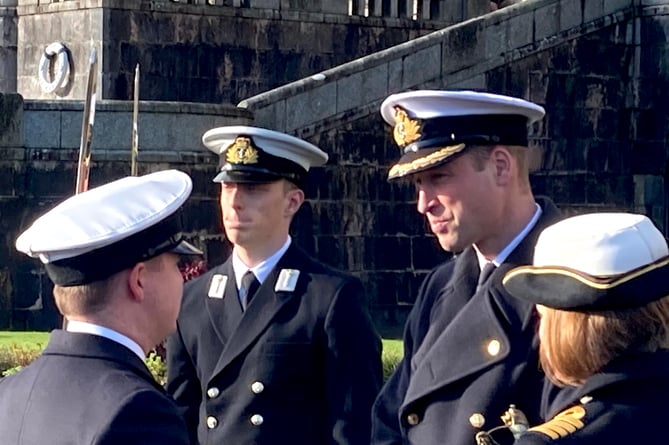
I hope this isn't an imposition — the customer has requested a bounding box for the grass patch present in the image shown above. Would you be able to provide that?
[0,332,404,382]
[0,332,49,377]
[382,339,403,380]
[0,331,49,349]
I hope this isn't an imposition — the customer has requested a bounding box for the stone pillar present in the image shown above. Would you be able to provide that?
[0,92,22,147]
[402,0,413,18]
[0,92,23,328]
[372,0,383,17]
[0,0,17,92]
[389,0,398,17]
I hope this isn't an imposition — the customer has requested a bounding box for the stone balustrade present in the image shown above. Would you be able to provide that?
[15,0,490,22]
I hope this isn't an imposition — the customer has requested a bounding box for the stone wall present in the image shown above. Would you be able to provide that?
[241,0,669,332]
[14,0,450,103]
[0,93,253,329]
[5,0,669,336]
[0,0,17,92]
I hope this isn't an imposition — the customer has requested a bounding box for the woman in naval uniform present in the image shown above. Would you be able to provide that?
[502,212,669,444]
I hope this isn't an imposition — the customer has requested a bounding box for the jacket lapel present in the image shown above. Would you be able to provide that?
[406,268,511,402]
[205,261,244,346]
[405,199,562,404]
[211,245,304,376]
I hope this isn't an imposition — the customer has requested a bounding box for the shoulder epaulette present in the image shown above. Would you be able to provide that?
[528,405,586,440]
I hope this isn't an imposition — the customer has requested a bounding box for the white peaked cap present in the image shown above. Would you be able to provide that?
[16,169,202,286]
[202,126,328,187]
[380,90,545,125]
[532,213,668,275]
[503,212,669,311]
[203,126,328,171]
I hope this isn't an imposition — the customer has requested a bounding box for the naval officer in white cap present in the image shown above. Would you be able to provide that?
[166,126,382,445]
[0,169,202,445]
[503,213,669,444]
[371,90,563,445]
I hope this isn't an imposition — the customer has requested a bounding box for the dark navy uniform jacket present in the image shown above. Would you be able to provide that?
[516,350,669,444]
[371,198,562,445]
[0,330,189,445]
[166,243,383,445]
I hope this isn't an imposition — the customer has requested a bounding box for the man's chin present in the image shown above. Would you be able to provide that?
[436,235,461,253]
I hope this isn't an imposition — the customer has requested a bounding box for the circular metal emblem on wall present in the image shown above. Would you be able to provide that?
[38,42,71,95]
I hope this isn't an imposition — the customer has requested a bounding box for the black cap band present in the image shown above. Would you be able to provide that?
[401,114,529,153]
[45,211,187,286]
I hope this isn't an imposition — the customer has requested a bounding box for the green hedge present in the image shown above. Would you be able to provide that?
[1,338,404,383]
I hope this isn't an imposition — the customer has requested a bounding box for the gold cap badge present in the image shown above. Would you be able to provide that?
[393,107,421,147]
[226,137,259,164]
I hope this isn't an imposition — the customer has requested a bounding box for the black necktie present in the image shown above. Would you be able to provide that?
[240,270,260,311]
[476,262,496,292]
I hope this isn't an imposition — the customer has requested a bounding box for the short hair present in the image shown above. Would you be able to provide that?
[53,275,120,318]
[539,295,669,386]
[283,178,300,192]
[53,255,171,317]
[466,145,530,188]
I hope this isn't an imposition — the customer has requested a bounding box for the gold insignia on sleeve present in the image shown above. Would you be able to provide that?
[225,137,259,164]
[528,405,586,439]
[393,107,421,147]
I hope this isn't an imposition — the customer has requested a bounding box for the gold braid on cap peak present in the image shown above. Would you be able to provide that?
[388,143,466,178]
[226,137,259,165]
[393,107,421,147]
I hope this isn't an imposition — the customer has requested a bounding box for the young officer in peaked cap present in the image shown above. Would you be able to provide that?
[503,213,669,444]
[371,90,563,445]
[0,169,201,445]
[166,126,382,445]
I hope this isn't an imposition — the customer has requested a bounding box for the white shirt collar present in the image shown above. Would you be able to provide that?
[232,236,292,289]
[66,320,146,361]
[474,203,542,270]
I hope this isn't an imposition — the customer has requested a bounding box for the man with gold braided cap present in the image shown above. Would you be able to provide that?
[371,90,563,445]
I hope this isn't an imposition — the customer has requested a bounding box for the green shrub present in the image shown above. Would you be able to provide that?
[0,343,44,377]
[146,351,167,386]
[2,365,23,377]
[0,335,404,385]
[137,347,403,385]
[0,342,168,384]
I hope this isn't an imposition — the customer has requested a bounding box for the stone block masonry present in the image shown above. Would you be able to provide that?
[241,0,669,333]
[0,94,253,330]
[13,0,449,102]
[5,0,669,336]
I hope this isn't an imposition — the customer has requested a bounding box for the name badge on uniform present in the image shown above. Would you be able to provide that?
[208,274,228,299]
[275,269,300,292]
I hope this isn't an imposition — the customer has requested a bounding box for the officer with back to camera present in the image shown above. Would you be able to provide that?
[0,170,201,445]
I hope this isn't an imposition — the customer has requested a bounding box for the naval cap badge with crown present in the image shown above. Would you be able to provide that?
[203,125,328,189]
[380,90,545,180]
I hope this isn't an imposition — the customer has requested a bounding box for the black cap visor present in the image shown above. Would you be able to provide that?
[502,256,669,311]
[213,164,306,188]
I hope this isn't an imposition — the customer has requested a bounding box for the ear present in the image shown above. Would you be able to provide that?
[127,262,147,303]
[491,146,513,186]
[284,187,305,217]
